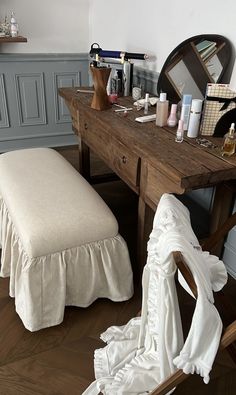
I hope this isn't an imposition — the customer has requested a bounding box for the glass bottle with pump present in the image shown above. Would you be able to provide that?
[221,123,236,156]
[156,92,169,127]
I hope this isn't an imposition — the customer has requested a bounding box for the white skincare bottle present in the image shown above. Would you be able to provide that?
[187,99,203,138]
[156,93,169,127]
[144,93,149,115]
[180,94,192,130]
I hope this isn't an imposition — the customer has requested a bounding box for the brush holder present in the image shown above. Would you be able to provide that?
[90,66,111,111]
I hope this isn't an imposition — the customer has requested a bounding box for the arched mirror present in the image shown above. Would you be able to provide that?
[157,34,234,104]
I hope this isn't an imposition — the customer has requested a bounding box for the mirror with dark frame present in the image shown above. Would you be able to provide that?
[157,34,234,104]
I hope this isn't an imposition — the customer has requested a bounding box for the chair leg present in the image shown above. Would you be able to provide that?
[226,343,236,365]
[220,321,236,365]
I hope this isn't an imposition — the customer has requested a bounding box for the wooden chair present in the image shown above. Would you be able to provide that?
[149,211,236,395]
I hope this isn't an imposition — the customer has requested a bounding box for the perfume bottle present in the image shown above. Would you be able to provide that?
[156,93,169,127]
[167,104,178,127]
[221,123,236,156]
[175,119,184,143]
[10,12,18,37]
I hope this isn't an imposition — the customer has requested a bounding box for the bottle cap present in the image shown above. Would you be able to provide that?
[191,99,203,112]
[170,103,177,113]
[229,122,235,135]
[159,92,167,102]
[10,12,16,22]
[182,94,192,105]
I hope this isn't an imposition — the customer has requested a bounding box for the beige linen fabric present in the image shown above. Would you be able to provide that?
[0,148,133,331]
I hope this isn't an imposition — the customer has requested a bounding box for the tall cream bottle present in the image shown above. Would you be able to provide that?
[156,93,169,127]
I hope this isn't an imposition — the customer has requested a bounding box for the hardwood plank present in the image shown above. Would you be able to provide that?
[0,356,90,395]
[0,278,74,366]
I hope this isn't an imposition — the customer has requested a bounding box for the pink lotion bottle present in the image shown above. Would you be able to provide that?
[167,103,178,127]
[156,93,169,127]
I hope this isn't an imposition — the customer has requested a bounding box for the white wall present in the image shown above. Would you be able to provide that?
[2,0,236,83]
[89,0,236,84]
[0,0,89,53]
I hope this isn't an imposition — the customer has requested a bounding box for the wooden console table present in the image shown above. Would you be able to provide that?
[59,88,236,272]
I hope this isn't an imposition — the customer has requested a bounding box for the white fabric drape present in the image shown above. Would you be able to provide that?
[0,197,133,332]
[82,193,227,394]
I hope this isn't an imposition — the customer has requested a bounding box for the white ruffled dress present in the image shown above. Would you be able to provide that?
[82,193,228,395]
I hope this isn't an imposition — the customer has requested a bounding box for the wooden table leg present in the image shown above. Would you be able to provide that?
[79,139,91,180]
[137,161,156,279]
[210,182,235,256]
[137,197,155,276]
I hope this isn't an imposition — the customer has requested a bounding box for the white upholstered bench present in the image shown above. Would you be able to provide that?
[0,148,133,331]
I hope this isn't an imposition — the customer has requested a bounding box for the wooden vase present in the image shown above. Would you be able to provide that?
[90,66,111,111]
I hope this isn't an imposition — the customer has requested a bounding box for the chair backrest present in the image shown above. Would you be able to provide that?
[149,210,236,395]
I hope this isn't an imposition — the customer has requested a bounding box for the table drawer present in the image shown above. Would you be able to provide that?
[81,118,140,191]
[109,139,140,190]
[67,101,79,133]
[145,163,185,206]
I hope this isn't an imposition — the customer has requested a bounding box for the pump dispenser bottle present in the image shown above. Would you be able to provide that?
[221,123,236,156]
[156,93,169,127]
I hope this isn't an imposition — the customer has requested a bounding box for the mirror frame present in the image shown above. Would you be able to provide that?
[157,34,234,104]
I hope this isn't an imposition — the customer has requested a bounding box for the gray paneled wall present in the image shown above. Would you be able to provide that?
[0,53,89,152]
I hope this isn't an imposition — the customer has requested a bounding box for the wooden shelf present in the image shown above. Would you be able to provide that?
[0,36,27,43]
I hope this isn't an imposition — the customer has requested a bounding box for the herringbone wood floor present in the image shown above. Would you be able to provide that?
[0,146,235,394]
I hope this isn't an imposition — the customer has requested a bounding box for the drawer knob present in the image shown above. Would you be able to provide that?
[84,122,88,130]
[122,155,127,164]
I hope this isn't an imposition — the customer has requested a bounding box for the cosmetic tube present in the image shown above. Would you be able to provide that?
[187,99,203,138]
[123,61,131,96]
[144,93,149,115]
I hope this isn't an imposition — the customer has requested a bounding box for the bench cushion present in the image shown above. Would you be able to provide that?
[0,148,133,331]
[0,148,118,257]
